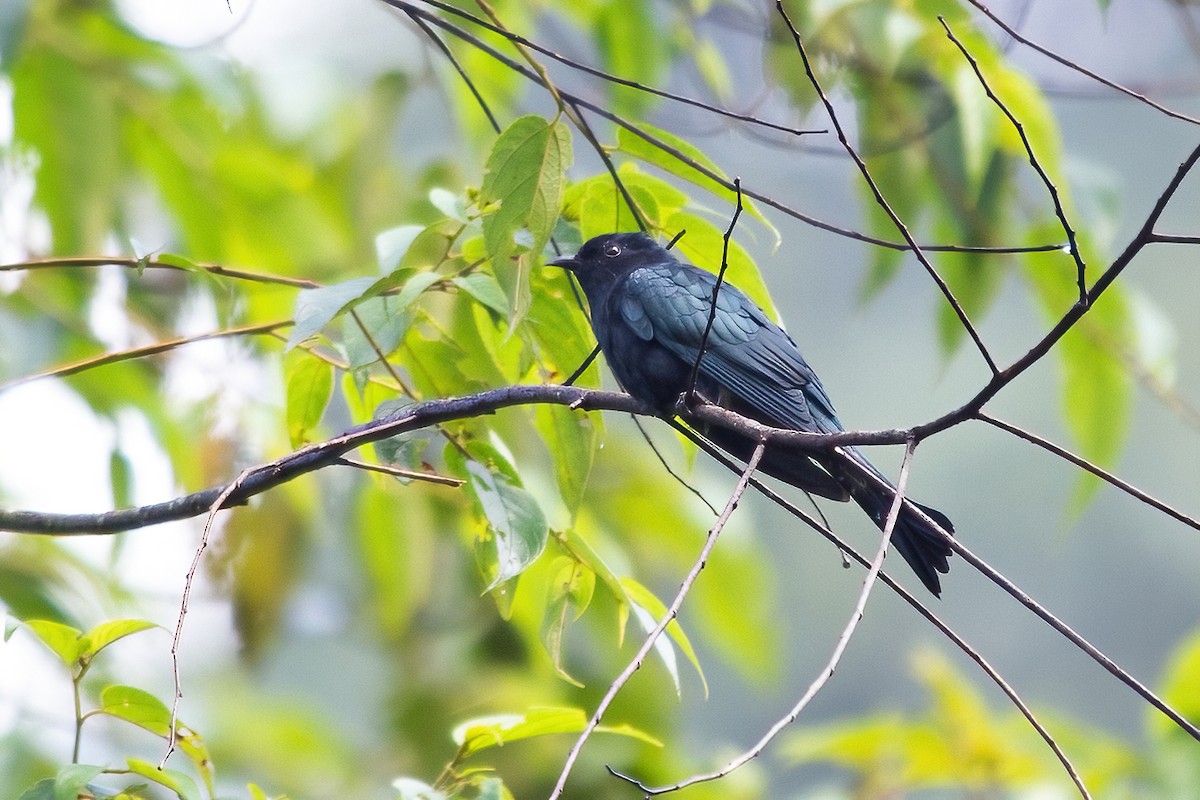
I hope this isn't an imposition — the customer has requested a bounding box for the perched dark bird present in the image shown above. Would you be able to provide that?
[549,231,954,595]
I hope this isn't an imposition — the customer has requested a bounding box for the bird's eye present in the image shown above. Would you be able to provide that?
[604,243,622,258]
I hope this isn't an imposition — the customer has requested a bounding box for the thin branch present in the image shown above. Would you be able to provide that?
[965,0,1200,127]
[404,7,501,133]
[686,178,744,402]
[161,466,253,766]
[671,422,1090,796]
[617,439,919,796]
[631,416,719,516]
[774,1,1000,376]
[0,320,292,394]
[975,412,1200,531]
[396,2,1063,257]
[547,439,766,800]
[401,0,824,138]
[336,456,465,487]
[0,256,318,289]
[940,17,1087,305]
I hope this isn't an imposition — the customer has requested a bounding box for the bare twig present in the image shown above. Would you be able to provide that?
[0,256,318,288]
[616,439,919,795]
[0,320,292,394]
[547,440,766,800]
[686,178,744,403]
[965,0,1200,127]
[774,1,999,376]
[975,412,1200,531]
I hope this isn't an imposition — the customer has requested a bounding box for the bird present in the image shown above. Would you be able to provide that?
[548,231,954,596]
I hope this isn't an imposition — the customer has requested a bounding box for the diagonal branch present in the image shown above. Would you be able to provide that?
[940,17,1087,305]
[774,0,999,375]
[547,439,766,800]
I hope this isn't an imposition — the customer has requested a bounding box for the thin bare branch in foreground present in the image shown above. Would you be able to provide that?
[547,440,766,800]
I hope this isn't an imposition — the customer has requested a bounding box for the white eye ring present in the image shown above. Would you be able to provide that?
[604,244,622,257]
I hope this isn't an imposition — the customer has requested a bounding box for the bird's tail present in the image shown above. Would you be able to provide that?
[825,447,954,596]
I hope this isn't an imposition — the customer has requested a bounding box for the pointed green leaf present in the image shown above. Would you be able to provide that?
[451,706,659,758]
[465,461,548,589]
[284,351,334,448]
[534,405,598,516]
[80,618,158,659]
[621,577,708,698]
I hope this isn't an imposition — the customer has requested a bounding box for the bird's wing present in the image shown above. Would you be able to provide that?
[619,264,843,433]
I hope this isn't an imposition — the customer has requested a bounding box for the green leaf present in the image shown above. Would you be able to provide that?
[375,224,425,273]
[50,764,103,800]
[23,619,83,665]
[286,277,377,349]
[534,405,598,517]
[465,460,548,590]
[616,123,779,245]
[540,557,596,686]
[124,758,201,800]
[80,618,157,660]
[98,685,214,788]
[621,577,707,698]
[481,115,573,326]
[284,350,334,448]
[451,706,659,758]
[343,295,414,370]
[453,272,510,317]
[99,684,172,735]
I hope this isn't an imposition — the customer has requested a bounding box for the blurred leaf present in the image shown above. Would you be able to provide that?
[451,706,658,759]
[284,350,333,448]
[343,295,414,370]
[392,777,447,800]
[124,758,201,800]
[534,405,598,517]
[376,225,426,273]
[621,577,707,698]
[540,556,596,686]
[23,619,83,666]
[80,619,157,660]
[616,123,779,245]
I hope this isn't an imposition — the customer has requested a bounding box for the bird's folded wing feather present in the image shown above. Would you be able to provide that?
[619,265,843,434]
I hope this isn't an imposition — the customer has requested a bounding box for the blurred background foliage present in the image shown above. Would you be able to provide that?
[1,0,1199,798]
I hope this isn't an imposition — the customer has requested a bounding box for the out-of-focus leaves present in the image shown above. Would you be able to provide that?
[355,481,436,640]
[615,123,779,244]
[782,648,1138,793]
[22,619,83,666]
[284,350,333,448]
[393,777,447,800]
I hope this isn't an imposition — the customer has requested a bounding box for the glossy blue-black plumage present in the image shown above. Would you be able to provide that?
[551,232,954,596]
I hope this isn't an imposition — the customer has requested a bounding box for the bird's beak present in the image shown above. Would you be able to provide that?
[546,255,578,271]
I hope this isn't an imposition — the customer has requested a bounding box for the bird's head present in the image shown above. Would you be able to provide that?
[546,232,670,279]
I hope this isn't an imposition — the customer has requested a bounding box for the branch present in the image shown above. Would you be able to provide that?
[774,1,999,376]
[966,0,1200,127]
[940,17,1088,305]
[548,439,767,800]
